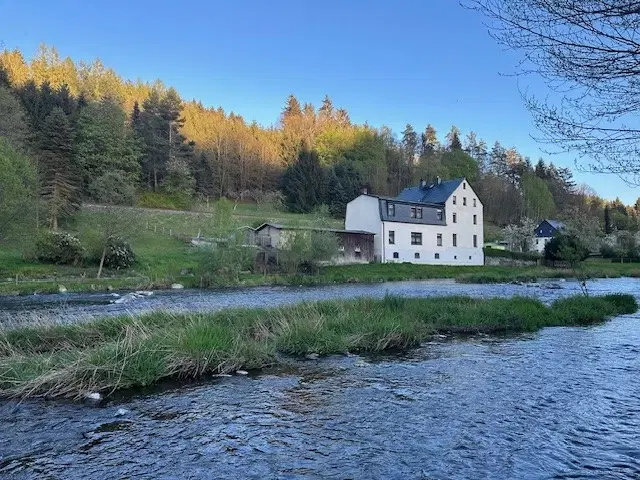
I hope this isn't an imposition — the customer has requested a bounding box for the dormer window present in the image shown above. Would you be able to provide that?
[436,209,443,221]
[387,203,395,217]
[453,196,457,205]
[410,207,423,219]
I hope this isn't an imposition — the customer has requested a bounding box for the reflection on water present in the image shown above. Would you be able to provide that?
[1,278,640,479]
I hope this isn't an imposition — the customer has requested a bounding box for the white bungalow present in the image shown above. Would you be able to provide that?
[345,177,484,265]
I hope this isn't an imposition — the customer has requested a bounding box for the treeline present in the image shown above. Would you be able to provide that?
[0,44,637,231]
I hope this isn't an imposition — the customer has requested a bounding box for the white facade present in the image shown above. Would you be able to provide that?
[533,236,552,253]
[345,180,484,266]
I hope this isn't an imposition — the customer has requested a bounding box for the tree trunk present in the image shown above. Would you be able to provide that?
[97,245,107,279]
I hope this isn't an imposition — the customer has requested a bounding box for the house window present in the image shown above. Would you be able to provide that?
[410,207,416,218]
[389,230,395,245]
[463,197,467,206]
[454,255,457,259]
[436,210,443,221]
[453,196,457,205]
[411,232,423,245]
[416,208,423,219]
[415,252,420,259]
[453,233,457,247]
[435,253,440,259]
[393,252,399,259]
[469,256,472,260]
[355,251,362,259]
[387,203,395,217]
[437,233,442,246]
[536,239,539,245]
[473,198,477,207]
[453,213,457,223]
[473,234,477,248]
[463,182,466,189]
[473,214,477,225]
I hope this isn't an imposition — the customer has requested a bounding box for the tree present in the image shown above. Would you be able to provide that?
[0,139,37,242]
[74,98,141,196]
[544,233,589,263]
[318,95,334,122]
[0,86,29,151]
[467,0,640,184]
[420,124,439,157]
[521,173,555,219]
[280,149,326,213]
[446,126,463,151]
[38,107,78,229]
[503,218,537,252]
[441,150,479,182]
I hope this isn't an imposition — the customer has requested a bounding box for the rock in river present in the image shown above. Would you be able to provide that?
[171,283,184,290]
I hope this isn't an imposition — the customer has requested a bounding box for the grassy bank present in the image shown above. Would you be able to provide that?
[0,294,635,399]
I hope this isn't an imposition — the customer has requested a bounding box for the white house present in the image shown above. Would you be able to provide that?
[345,177,484,265]
[532,219,565,253]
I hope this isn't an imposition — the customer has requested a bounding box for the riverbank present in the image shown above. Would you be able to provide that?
[1,258,639,296]
[0,293,635,399]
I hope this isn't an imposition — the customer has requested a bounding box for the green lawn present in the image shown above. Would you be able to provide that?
[1,204,638,295]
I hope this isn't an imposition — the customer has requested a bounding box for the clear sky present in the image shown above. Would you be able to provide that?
[1,0,637,203]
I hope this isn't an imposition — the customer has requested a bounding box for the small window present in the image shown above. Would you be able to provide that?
[393,252,399,259]
[473,198,477,207]
[437,233,442,246]
[355,251,362,259]
[463,182,466,189]
[414,252,420,259]
[411,232,422,245]
[453,213,457,223]
[454,255,457,259]
[389,230,395,245]
[435,253,440,259]
[388,203,395,217]
[453,196,457,205]
[416,208,423,219]
[453,233,457,247]
[473,234,478,248]
[410,207,416,218]
[536,239,539,245]
[469,256,472,260]
[436,210,443,221]
[463,197,467,206]
[473,214,477,225]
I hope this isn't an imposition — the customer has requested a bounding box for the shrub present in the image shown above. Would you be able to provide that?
[103,236,135,270]
[544,234,589,263]
[35,231,84,265]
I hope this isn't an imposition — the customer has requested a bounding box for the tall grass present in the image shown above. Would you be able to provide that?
[0,294,635,400]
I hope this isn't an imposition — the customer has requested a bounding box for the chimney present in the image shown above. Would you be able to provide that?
[436,176,441,185]
[420,178,427,189]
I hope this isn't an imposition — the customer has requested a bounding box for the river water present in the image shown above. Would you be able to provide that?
[1,278,640,479]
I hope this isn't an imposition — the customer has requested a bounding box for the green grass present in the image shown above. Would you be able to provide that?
[0,293,636,399]
[2,204,640,295]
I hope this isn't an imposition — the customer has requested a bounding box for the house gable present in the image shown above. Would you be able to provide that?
[535,220,565,238]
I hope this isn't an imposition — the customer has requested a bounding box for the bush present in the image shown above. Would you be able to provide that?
[483,247,540,262]
[35,231,84,265]
[544,234,589,263]
[103,236,135,270]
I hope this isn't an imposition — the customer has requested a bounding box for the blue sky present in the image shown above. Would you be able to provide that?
[1,0,637,203]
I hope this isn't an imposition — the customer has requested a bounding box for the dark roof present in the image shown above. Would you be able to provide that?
[546,220,566,230]
[254,223,374,236]
[397,178,464,205]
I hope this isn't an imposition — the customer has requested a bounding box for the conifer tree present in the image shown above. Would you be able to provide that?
[38,107,78,229]
[280,149,326,213]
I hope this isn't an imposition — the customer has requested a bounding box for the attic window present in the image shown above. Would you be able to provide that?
[411,207,423,219]
[463,197,467,206]
[463,182,466,189]
[473,198,477,207]
[387,203,395,217]
[436,210,443,221]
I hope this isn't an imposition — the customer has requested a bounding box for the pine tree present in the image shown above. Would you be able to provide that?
[420,124,439,158]
[318,94,334,122]
[280,149,326,213]
[282,94,302,118]
[604,205,613,234]
[446,126,462,150]
[39,107,78,229]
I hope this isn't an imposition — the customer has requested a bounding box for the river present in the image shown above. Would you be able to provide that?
[1,278,640,479]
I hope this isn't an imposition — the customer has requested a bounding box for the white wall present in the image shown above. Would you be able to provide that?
[345,195,383,260]
[382,180,484,266]
[533,236,552,253]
